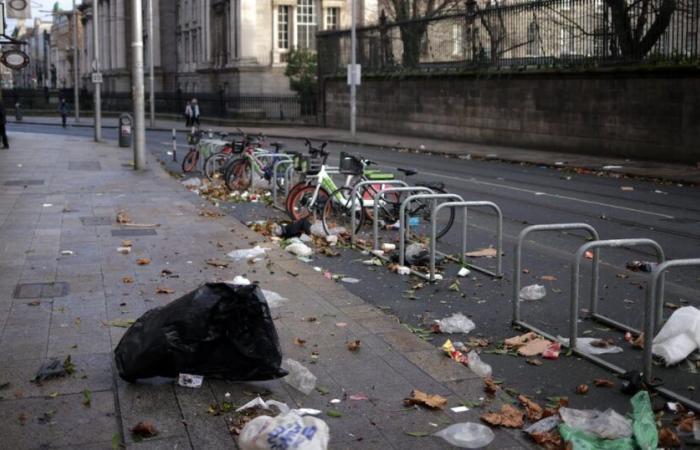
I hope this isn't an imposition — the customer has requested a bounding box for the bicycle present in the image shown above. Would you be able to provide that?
[222,139,288,191]
[181,128,204,173]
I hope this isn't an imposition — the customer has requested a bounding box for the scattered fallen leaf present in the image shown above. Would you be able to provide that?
[404,390,448,410]
[676,416,694,432]
[518,338,552,357]
[326,409,343,418]
[518,395,543,421]
[590,338,615,348]
[632,333,644,349]
[305,317,317,323]
[205,259,229,268]
[116,211,131,224]
[199,209,224,218]
[293,337,306,346]
[527,358,543,366]
[484,378,500,395]
[593,378,614,388]
[347,340,361,352]
[121,240,133,247]
[465,248,497,258]
[28,300,41,306]
[131,421,159,438]
[540,275,557,281]
[156,287,175,294]
[576,384,589,395]
[480,404,524,428]
[530,431,562,450]
[136,258,151,266]
[82,389,92,407]
[664,302,680,310]
[658,427,681,448]
[122,276,134,284]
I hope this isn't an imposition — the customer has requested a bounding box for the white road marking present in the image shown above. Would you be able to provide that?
[377,165,675,219]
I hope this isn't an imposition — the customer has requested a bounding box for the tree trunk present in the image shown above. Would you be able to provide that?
[399,23,427,68]
[606,0,676,58]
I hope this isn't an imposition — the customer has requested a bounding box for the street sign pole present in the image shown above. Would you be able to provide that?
[72,0,79,123]
[350,0,356,136]
[93,0,102,142]
[147,0,155,128]
[131,0,146,169]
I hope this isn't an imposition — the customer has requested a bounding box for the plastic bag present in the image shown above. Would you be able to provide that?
[631,391,658,450]
[525,416,561,434]
[652,306,700,366]
[286,242,313,257]
[261,290,288,308]
[466,351,492,378]
[436,313,475,334]
[559,407,633,439]
[239,411,329,450]
[114,283,287,382]
[281,359,317,395]
[310,222,327,237]
[558,337,623,355]
[228,246,268,261]
[559,425,636,450]
[405,243,430,266]
[519,284,546,301]
[434,422,495,448]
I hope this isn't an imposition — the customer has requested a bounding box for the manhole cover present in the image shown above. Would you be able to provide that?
[3,180,44,186]
[80,216,113,226]
[14,282,70,299]
[111,229,158,237]
[69,161,102,171]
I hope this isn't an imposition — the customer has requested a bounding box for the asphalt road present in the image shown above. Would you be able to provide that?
[8,123,700,423]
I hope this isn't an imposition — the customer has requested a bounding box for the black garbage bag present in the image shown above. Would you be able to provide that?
[280,218,311,239]
[114,283,287,382]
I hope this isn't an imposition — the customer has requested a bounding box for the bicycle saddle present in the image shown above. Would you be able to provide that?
[397,167,418,176]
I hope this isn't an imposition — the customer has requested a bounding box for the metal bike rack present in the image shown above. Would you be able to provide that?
[642,258,700,411]
[372,186,435,251]
[430,201,503,281]
[513,223,600,327]
[272,159,294,211]
[571,239,665,347]
[350,180,408,247]
[399,193,463,280]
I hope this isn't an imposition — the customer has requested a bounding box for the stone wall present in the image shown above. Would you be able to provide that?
[322,69,700,164]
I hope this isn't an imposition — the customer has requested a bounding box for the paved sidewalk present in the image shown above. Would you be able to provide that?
[9,115,700,184]
[0,133,531,449]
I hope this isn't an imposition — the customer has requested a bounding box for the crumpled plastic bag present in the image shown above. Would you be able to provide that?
[228,246,268,261]
[519,284,546,301]
[281,359,317,395]
[652,306,700,366]
[239,410,329,450]
[558,337,623,355]
[436,313,475,334]
[114,283,287,382]
[559,407,633,440]
[434,422,495,448]
[286,241,313,257]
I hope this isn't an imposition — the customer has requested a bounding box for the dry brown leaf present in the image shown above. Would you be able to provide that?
[293,337,306,346]
[121,240,133,247]
[632,333,645,349]
[518,338,553,357]
[504,332,539,348]
[205,259,229,268]
[404,390,447,410]
[347,340,361,352]
[156,287,175,294]
[199,209,224,218]
[576,384,589,395]
[530,431,562,450]
[28,300,41,306]
[136,258,151,266]
[658,427,682,448]
[122,276,134,284]
[518,395,543,421]
[540,275,557,281]
[131,421,159,438]
[305,317,317,322]
[675,415,694,432]
[480,404,524,428]
[465,248,497,258]
[527,358,543,366]
[590,338,615,348]
[593,378,614,388]
[116,211,131,224]
[484,378,500,395]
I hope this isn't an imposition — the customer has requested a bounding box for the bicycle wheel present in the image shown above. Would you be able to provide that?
[286,181,308,216]
[181,149,199,173]
[322,187,365,236]
[405,192,455,241]
[288,185,329,222]
[204,153,230,181]
[225,158,252,191]
[361,184,401,224]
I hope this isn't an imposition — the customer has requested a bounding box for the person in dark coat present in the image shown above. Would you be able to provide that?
[0,104,8,149]
[59,98,69,128]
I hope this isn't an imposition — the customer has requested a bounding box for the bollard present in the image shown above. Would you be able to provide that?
[171,129,177,162]
[15,102,22,121]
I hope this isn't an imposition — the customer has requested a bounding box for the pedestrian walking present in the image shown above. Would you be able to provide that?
[59,99,69,128]
[0,103,8,149]
[184,101,193,128]
[191,98,201,129]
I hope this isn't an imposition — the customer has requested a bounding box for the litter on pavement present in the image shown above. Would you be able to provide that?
[652,306,700,365]
[435,313,475,334]
[519,284,547,301]
[177,373,204,388]
[558,337,623,355]
[281,358,317,395]
[227,246,269,260]
[434,422,495,448]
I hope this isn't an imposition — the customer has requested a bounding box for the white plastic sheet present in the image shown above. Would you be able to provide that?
[652,306,700,366]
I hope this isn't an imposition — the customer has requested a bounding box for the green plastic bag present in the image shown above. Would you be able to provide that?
[559,425,636,450]
[631,391,658,450]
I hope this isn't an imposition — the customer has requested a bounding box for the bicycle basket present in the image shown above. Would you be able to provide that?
[300,155,322,175]
[339,152,363,175]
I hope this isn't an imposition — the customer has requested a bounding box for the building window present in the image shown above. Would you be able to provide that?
[686,31,698,55]
[278,6,290,50]
[452,24,462,56]
[325,7,339,30]
[560,26,574,55]
[297,0,317,50]
[527,21,539,56]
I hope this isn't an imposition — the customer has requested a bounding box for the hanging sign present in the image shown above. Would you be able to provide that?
[1,49,30,70]
[7,0,32,20]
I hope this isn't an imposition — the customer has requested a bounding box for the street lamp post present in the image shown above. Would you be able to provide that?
[350,0,357,136]
[147,0,155,127]
[93,0,102,141]
[72,0,79,123]
[131,0,146,169]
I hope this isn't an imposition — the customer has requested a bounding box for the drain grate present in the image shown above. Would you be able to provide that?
[3,180,45,186]
[80,216,113,226]
[14,282,70,299]
[111,229,158,237]
[68,161,102,171]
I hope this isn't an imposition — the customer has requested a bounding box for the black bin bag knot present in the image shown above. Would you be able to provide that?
[114,283,287,382]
